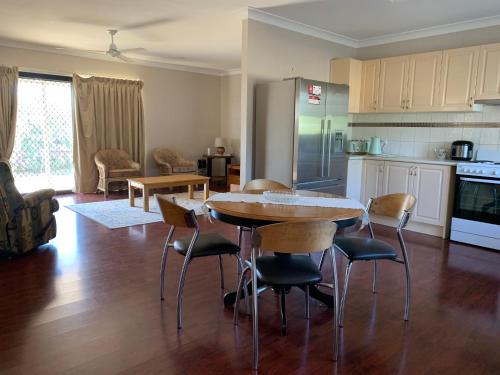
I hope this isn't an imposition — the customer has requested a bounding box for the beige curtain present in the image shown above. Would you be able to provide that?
[72,74,144,193]
[0,66,18,160]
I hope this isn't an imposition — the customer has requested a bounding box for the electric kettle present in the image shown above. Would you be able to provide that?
[368,137,383,155]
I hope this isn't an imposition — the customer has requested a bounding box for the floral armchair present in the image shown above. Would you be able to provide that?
[94,149,142,198]
[0,160,59,256]
[152,148,197,176]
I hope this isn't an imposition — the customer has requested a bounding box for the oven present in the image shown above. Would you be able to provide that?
[451,174,500,250]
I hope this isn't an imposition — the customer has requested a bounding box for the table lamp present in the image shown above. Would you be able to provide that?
[214,137,225,155]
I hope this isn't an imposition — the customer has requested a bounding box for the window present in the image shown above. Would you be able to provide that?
[10,73,74,193]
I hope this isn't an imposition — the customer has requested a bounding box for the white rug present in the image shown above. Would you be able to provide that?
[65,191,209,229]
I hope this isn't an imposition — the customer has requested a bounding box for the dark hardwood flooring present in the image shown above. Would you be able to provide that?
[0,191,499,374]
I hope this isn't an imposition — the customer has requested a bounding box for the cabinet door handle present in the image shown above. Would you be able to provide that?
[469,96,474,108]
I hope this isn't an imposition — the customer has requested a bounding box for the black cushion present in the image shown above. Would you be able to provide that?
[255,255,322,287]
[173,233,240,258]
[335,237,397,261]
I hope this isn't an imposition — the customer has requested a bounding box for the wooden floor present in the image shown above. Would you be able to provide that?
[1,192,499,374]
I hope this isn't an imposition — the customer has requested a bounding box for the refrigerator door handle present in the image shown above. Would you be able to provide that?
[327,120,332,177]
[320,119,325,177]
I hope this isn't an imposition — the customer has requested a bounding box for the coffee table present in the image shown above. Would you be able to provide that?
[128,174,210,212]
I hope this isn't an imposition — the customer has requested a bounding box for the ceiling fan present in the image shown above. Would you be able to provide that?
[57,29,145,63]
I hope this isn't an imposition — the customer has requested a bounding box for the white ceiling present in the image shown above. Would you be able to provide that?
[0,0,500,74]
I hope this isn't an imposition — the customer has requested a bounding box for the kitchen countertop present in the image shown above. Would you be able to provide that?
[347,154,458,166]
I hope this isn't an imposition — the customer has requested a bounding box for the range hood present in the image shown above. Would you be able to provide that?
[474,98,500,105]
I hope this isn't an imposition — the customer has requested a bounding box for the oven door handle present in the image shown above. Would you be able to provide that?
[460,177,499,184]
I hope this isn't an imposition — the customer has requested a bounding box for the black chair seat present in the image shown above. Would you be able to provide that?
[255,255,322,287]
[335,237,397,261]
[174,233,240,258]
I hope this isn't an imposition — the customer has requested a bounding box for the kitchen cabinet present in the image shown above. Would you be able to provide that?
[406,51,442,111]
[437,46,480,111]
[475,42,500,101]
[377,56,410,112]
[361,159,384,205]
[360,59,380,112]
[412,164,450,226]
[356,158,454,238]
[330,58,362,113]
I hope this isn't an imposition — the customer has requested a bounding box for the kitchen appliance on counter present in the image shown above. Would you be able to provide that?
[451,140,474,161]
[347,139,368,154]
[368,136,384,155]
[255,78,349,196]
[451,149,500,250]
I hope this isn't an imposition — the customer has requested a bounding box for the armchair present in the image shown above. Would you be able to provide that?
[152,148,197,176]
[94,149,142,198]
[0,160,59,256]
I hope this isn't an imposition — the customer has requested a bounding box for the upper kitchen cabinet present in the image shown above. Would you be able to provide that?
[377,56,410,112]
[330,58,362,113]
[475,42,500,101]
[360,59,380,112]
[437,46,480,111]
[406,51,442,111]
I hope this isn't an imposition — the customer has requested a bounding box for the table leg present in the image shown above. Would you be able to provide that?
[204,182,209,200]
[143,187,150,212]
[188,184,194,199]
[207,158,212,178]
[129,182,135,207]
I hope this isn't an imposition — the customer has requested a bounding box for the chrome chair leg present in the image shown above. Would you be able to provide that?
[235,254,250,314]
[339,261,353,328]
[319,249,328,271]
[233,266,250,326]
[176,257,191,329]
[218,255,225,290]
[251,250,259,371]
[237,226,244,249]
[372,260,377,294]
[330,246,340,361]
[280,289,287,336]
[305,285,310,320]
[160,227,174,300]
[403,260,411,321]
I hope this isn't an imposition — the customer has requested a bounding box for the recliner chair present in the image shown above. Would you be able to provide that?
[0,160,59,255]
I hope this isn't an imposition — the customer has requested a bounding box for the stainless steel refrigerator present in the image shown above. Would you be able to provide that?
[255,78,349,195]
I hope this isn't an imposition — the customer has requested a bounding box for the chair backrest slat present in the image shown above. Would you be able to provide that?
[155,194,197,228]
[368,193,416,220]
[254,221,337,254]
[243,179,289,192]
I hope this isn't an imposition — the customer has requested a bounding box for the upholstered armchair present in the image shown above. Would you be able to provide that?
[152,148,197,176]
[0,160,59,256]
[94,149,142,198]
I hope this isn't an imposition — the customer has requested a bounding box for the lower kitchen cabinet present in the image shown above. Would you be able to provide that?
[352,158,455,238]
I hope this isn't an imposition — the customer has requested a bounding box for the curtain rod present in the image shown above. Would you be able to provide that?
[19,71,73,82]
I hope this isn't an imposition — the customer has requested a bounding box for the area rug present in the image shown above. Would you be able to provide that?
[65,191,211,229]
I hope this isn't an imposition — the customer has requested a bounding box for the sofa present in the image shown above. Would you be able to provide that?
[152,148,197,176]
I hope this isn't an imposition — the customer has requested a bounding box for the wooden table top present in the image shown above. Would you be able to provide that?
[205,190,364,223]
[128,174,209,186]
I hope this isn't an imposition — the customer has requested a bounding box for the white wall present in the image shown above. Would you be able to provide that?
[0,44,221,176]
[240,19,356,183]
[220,73,241,161]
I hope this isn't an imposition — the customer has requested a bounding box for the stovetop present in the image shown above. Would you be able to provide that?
[456,149,500,178]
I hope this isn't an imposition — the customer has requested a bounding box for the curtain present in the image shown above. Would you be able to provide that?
[72,74,144,193]
[0,66,18,160]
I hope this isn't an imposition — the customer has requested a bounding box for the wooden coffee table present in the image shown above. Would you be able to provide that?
[128,174,210,212]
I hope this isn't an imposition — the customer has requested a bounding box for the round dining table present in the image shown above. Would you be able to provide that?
[205,190,365,307]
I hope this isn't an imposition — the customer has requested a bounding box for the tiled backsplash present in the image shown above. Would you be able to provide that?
[349,106,500,158]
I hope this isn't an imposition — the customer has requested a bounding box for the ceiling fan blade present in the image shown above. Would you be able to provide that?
[121,18,172,30]
[56,47,107,54]
[117,54,133,63]
[119,47,146,53]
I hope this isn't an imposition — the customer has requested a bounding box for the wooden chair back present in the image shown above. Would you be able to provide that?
[254,221,337,254]
[155,194,197,228]
[368,193,416,220]
[243,179,289,192]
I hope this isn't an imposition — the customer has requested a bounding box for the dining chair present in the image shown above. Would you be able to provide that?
[321,193,416,327]
[237,179,290,249]
[233,221,339,370]
[156,194,247,329]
